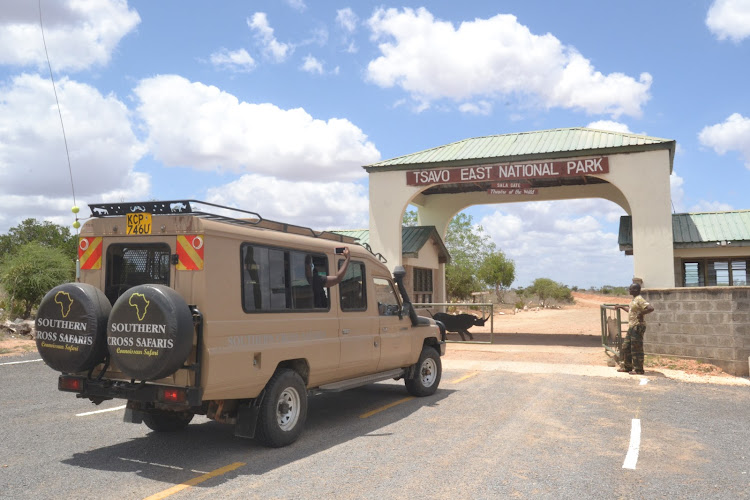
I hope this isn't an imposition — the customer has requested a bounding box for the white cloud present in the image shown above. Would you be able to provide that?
[133,75,380,181]
[478,199,630,287]
[0,0,140,71]
[586,120,632,133]
[337,8,358,33]
[706,0,750,42]
[366,8,651,117]
[336,8,359,53]
[285,0,306,12]
[301,55,324,74]
[205,174,369,230]
[248,12,293,62]
[670,171,686,212]
[459,101,493,115]
[698,113,750,168]
[210,48,256,73]
[0,73,148,232]
[690,200,734,212]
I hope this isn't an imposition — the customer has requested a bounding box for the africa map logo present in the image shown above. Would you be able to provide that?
[54,291,73,318]
[128,293,150,321]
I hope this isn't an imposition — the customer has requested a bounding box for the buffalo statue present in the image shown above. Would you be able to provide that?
[430,312,489,341]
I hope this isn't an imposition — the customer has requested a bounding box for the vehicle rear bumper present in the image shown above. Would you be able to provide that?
[59,375,202,407]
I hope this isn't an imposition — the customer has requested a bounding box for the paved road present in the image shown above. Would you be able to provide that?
[2,351,750,499]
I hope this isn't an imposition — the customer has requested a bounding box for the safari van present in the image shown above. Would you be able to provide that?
[35,200,445,447]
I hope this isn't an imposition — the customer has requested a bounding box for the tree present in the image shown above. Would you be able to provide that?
[0,219,76,264]
[402,209,418,227]
[0,242,75,318]
[477,251,515,302]
[525,278,573,307]
[443,213,497,301]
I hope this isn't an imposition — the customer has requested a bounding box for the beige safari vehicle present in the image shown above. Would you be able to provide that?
[36,200,445,447]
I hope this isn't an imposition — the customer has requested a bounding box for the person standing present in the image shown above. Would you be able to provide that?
[616,282,654,375]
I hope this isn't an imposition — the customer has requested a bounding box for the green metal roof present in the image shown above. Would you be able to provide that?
[619,211,750,250]
[365,127,675,172]
[333,226,451,263]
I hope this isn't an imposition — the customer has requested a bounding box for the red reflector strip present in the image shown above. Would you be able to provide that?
[161,388,186,403]
[59,376,84,392]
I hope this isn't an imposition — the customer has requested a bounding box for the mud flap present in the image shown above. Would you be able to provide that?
[124,407,144,424]
[234,395,264,439]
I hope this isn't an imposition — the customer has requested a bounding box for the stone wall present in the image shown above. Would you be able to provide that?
[642,287,750,376]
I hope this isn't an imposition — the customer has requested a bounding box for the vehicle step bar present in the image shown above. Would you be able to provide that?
[312,368,406,394]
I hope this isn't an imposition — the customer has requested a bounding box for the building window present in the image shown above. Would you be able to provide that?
[413,267,433,304]
[682,258,749,287]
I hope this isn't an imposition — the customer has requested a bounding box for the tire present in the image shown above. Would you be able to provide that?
[143,411,194,432]
[35,283,111,373]
[255,369,308,448]
[405,346,442,397]
[107,284,194,381]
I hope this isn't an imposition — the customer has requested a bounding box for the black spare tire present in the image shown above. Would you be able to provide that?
[107,284,194,381]
[36,283,111,373]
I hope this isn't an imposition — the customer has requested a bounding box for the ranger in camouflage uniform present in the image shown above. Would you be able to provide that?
[616,283,654,375]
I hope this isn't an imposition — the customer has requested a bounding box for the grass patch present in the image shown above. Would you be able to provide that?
[0,348,12,355]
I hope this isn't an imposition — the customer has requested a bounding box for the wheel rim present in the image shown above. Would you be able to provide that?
[276,387,301,431]
[420,358,437,387]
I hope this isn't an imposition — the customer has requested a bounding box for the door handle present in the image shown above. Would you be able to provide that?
[342,328,351,334]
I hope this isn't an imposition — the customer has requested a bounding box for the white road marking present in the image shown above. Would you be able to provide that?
[623,418,641,469]
[119,457,208,474]
[640,378,648,386]
[76,404,126,417]
[0,358,43,366]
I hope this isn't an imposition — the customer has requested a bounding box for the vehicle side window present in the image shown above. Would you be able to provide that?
[242,244,327,312]
[290,251,329,309]
[373,277,401,316]
[339,261,366,311]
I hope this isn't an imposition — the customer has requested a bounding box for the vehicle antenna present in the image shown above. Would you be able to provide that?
[39,0,82,278]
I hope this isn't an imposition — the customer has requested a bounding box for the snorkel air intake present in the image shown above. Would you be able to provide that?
[393,266,430,327]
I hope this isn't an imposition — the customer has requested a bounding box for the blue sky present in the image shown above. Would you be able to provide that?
[1,0,749,288]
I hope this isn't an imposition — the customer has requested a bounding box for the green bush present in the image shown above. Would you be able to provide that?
[0,242,74,319]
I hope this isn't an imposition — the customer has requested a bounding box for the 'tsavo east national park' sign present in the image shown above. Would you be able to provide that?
[406,156,609,186]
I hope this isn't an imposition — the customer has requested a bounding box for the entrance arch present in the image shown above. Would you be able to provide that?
[365,127,676,288]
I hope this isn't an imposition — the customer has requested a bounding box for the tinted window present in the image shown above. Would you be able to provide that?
[105,243,171,304]
[242,244,329,312]
[340,261,366,311]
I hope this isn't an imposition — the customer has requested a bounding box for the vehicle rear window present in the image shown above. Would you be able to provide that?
[105,243,171,304]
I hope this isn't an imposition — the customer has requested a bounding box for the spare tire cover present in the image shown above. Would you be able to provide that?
[36,283,111,373]
[107,284,194,381]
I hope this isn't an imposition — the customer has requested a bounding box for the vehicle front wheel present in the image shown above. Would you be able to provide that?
[405,346,442,397]
[143,410,194,432]
[255,369,308,448]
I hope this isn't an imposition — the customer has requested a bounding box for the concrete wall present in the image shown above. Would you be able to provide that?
[642,287,750,376]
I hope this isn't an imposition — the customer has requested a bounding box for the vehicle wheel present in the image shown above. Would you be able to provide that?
[255,369,308,448]
[143,411,194,432]
[405,346,442,397]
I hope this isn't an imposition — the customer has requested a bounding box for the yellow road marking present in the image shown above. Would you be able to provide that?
[143,461,246,500]
[359,396,415,419]
[449,371,479,384]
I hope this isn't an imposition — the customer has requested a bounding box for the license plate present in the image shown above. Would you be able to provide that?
[126,213,152,235]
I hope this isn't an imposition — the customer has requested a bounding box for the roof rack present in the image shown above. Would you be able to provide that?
[87,199,360,246]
